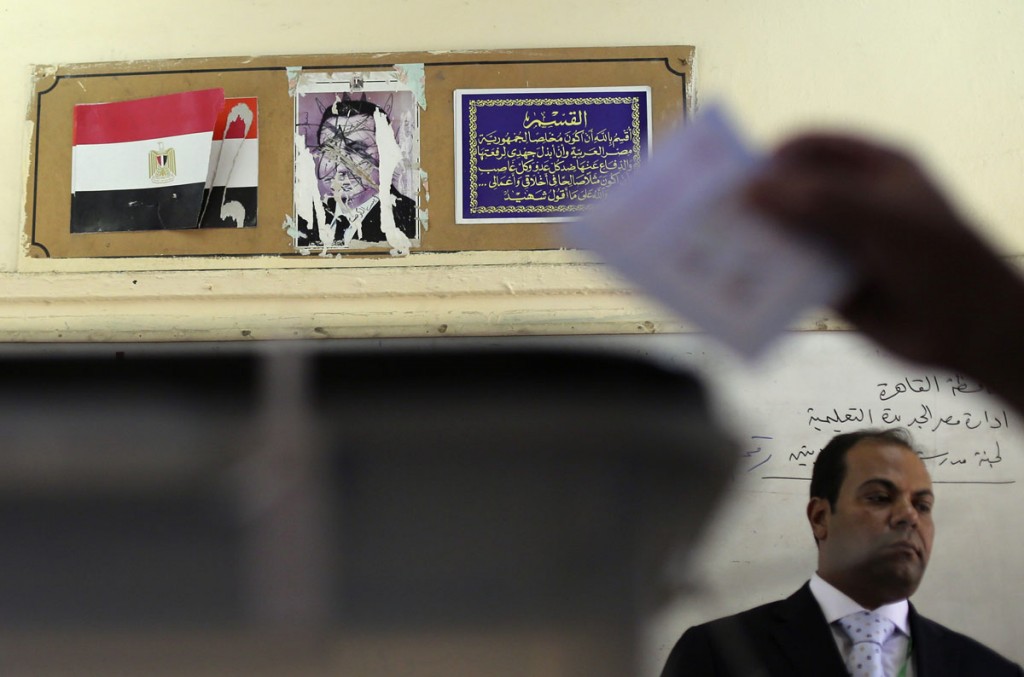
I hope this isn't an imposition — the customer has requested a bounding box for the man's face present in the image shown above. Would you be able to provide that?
[317,113,380,203]
[808,440,935,609]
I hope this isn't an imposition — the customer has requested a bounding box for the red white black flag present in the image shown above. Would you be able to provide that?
[71,89,224,233]
[200,97,259,228]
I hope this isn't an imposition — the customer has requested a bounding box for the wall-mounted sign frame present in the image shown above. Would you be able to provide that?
[8,46,698,344]
[454,86,652,224]
[24,46,693,262]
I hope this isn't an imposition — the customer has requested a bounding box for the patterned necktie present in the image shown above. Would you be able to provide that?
[837,610,897,677]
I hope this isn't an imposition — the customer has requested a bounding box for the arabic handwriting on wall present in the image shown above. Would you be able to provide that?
[806,407,874,432]
[739,437,825,475]
[743,370,1016,481]
[745,435,1011,478]
[788,445,816,468]
[918,441,1004,469]
[978,441,1003,468]
[876,374,989,401]
[806,405,1008,434]
[741,435,774,473]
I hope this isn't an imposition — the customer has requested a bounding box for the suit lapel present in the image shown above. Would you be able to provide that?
[770,584,849,677]
[909,603,948,677]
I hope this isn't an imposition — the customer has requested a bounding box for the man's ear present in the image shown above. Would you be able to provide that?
[807,497,831,543]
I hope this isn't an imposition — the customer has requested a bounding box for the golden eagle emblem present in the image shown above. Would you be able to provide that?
[148,142,176,184]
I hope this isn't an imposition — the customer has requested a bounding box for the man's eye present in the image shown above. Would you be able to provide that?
[866,494,890,503]
[915,502,933,514]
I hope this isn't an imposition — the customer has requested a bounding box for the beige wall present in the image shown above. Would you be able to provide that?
[2,0,1021,341]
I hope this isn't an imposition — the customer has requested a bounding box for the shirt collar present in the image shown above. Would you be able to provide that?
[809,573,911,636]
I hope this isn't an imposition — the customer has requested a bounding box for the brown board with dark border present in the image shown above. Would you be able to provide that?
[24,46,693,259]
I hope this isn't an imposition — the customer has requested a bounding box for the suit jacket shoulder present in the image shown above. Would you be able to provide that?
[661,584,1024,677]
[296,188,417,246]
[910,606,1023,677]
[660,583,847,677]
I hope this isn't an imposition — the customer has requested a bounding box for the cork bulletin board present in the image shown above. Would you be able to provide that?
[24,46,693,260]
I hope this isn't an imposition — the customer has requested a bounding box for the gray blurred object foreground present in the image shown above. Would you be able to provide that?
[0,342,735,676]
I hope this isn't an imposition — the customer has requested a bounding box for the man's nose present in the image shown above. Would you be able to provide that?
[891,497,919,527]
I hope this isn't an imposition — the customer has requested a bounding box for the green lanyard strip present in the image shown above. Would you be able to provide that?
[898,637,913,677]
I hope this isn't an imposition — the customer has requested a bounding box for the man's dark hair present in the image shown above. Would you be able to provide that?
[319,96,384,132]
[810,428,915,510]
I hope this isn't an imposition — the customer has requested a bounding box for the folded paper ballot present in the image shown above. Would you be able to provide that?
[565,104,850,357]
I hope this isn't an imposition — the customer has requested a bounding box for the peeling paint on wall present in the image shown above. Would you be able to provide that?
[286,66,302,98]
[372,109,410,257]
[19,119,34,252]
[292,133,330,254]
[686,51,698,117]
[419,168,430,203]
[280,214,301,240]
[395,63,427,110]
[204,100,256,228]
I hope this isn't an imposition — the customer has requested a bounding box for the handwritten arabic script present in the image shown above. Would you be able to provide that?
[455,88,651,223]
[737,373,1018,484]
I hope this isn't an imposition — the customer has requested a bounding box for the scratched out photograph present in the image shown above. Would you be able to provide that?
[293,72,420,253]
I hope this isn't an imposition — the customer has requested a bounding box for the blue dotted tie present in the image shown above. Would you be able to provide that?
[838,610,897,677]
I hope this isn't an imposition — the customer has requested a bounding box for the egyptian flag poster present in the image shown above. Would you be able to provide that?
[71,89,259,233]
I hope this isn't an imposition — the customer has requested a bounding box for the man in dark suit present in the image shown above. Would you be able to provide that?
[314,187,416,246]
[661,428,1022,676]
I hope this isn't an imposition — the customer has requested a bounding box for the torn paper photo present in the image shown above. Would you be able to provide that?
[71,89,259,233]
[293,70,422,255]
[200,97,259,228]
[565,104,851,358]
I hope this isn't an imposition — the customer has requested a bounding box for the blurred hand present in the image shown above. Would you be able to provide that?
[747,134,1024,410]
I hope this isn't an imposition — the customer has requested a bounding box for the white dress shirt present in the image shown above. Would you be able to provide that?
[809,573,915,677]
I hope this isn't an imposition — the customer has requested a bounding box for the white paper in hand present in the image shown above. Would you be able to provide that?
[565,104,850,357]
